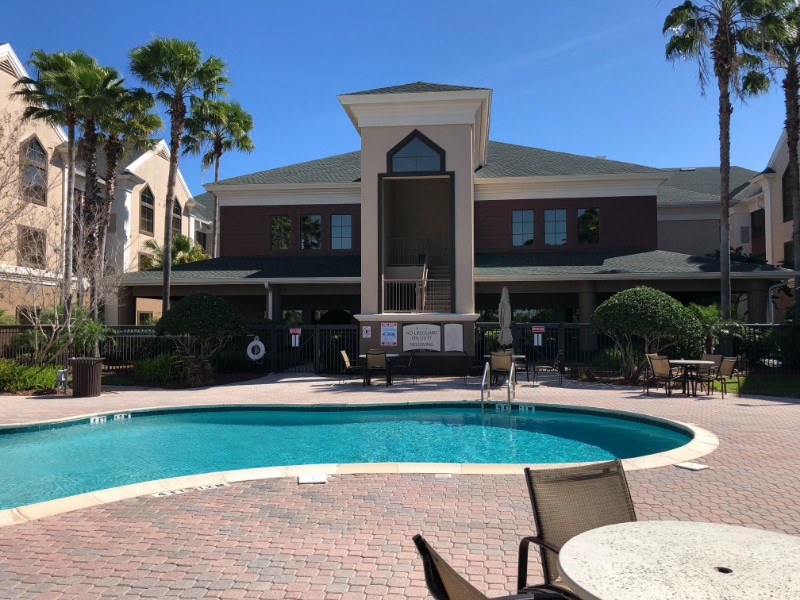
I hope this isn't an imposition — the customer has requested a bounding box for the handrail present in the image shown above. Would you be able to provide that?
[507,361,516,405]
[480,361,491,406]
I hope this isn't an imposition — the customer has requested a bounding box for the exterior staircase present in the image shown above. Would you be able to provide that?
[424,266,451,312]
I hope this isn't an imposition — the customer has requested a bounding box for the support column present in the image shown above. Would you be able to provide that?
[116,287,137,326]
[578,282,597,353]
[746,280,768,324]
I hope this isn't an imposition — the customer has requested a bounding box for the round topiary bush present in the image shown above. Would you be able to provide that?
[156,293,247,385]
[592,286,701,379]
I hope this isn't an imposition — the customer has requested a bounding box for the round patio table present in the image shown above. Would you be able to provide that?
[557,521,800,600]
[669,359,716,396]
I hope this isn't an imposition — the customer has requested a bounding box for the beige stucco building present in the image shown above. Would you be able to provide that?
[120,82,794,345]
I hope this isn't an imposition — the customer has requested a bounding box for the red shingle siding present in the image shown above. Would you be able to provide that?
[474,196,658,253]
[220,204,361,256]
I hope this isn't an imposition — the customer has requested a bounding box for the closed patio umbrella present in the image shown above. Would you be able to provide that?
[498,286,513,348]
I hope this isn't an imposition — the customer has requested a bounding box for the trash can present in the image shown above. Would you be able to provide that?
[68,357,104,397]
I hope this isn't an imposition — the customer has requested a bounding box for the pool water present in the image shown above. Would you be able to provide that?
[0,406,691,509]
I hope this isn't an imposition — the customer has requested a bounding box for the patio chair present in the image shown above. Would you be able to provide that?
[490,350,513,385]
[695,353,722,395]
[364,349,390,387]
[515,352,531,382]
[532,351,563,386]
[413,534,564,600]
[644,354,680,396]
[714,356,741,397]
[518,460,636,599]
[339,350,362,384]
[390,351,417,384]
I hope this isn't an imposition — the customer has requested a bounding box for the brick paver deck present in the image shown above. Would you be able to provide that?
[1,374,799,598]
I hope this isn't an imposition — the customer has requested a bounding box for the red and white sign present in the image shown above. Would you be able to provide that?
[531,326,545,333]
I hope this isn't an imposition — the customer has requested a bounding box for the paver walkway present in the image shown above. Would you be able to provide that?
[1,374,799,599]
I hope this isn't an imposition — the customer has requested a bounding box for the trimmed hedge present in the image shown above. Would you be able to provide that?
[0,359,59,392]
[133,354,181,383]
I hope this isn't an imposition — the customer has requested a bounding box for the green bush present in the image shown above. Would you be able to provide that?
[592,286,700,379]
[0,359,59,392]
[133,354,181,383]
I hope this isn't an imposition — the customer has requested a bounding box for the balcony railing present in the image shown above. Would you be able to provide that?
[383,278,451,313]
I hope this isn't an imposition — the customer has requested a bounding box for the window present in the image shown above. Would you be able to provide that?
[751,208,765,238]
[783,166,793,222]
[137,312,154,326]
[195,230,207,251]
[171,200,182,233]
[512,210,534,246]
[138,253,153,271]
[140,186,154,235]
[544,209,567,246]
[271,215,292,250]
[331,214,352,250]
[17,226,46,268]
[577,208,600,245]
[301,214,322,249]
[21,138,47,205]
[388,131,444,173]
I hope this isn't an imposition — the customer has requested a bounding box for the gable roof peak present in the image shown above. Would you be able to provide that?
[343,81,490,96]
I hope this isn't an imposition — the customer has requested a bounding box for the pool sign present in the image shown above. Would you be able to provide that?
[290,327,301,347]
[362,325,372,339]
[403,323,441,351]
[380,322,398,346]
[531,325,544,347]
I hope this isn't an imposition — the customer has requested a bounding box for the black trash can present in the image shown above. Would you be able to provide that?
[69,357,104,397]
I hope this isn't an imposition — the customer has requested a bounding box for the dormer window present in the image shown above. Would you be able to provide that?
[388,131,445,173]
[21,138,47,205]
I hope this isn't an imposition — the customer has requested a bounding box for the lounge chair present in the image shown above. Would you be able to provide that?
[518,460,636,599]
[413,534,564,600]
[339,350,362,384]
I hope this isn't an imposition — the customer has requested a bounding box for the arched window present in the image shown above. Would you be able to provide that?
[387,131,445,173]
[21,138,47,205]
[139,186,154,235]
[172,199,182,233]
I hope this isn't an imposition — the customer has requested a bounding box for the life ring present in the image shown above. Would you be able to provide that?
[246,337,266,361]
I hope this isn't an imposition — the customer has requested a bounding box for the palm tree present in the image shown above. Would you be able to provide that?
[141,234,210,269]
[762,3,800,313]
[182,99,254,257]
[129,37,228,315]
[13,50,97,305]
[663,0,774,316]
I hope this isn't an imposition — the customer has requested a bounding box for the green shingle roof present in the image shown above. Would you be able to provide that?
[213,141,663,187]
[474,250,789,278]
[657,166,757,205]
[190,191,214,221]
[344,82,489,96]
[123,255,360,284]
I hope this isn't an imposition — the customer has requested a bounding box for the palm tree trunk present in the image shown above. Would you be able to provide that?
[718,71,733,316]
[64,120,76,310]
[786,59,800,314]
[162,96,186,316]
[212,151,220,257]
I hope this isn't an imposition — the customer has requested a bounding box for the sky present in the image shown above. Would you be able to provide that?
[2,0,788,196]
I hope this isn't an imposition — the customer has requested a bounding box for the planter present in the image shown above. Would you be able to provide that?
[69,357,104,397]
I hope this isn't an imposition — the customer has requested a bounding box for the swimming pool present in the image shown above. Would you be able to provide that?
[0,403,693,510]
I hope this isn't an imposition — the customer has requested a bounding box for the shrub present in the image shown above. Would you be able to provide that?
[592,286,700,379]
[133,354,181,383]
[0,359,59,392]
[156,293,247,386]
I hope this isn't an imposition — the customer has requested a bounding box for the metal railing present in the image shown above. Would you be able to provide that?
[480,361,491,405]
[387,237,428,266]
[383,278,451,313]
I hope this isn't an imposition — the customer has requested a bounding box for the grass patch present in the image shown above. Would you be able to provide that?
[712,375,800,398]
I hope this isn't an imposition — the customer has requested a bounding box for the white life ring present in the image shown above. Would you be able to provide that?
[246,337,266,361]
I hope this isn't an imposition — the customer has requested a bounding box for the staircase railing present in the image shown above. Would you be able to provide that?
[480,361,491,406]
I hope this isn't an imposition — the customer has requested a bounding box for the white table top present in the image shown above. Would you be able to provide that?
[668,359,716,365]
[558,521,800,600]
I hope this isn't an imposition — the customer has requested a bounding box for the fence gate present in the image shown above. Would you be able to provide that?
[269,324,358,374]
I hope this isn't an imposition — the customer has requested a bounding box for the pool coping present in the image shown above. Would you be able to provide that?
[0,401,719,528]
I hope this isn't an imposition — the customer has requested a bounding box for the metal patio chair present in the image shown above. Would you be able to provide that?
[644,354,680,396]
[364,349,390,386]
[339,350,362,384]
[490,350,513,385]
[714,356,741,397]
[413,534,564,600]
[518,460,637,599]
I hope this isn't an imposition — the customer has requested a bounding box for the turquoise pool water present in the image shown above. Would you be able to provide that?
[0,405,691,509]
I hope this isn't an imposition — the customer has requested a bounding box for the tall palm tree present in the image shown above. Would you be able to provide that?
[141,234,210,268]
[182,99,254,257]
[129,37,228,315]
[762,3,800,313]
[663,0,774,315]
[13,50,97,306]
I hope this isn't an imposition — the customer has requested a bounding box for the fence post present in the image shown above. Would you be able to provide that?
[558,322,565,360]
[270,326,277,373]
[313,325,321,374]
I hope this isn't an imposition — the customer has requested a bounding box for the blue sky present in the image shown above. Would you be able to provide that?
[4,0,786,196]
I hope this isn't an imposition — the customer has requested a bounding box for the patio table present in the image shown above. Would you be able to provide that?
[557,520,800,600]
[669,359,716,396]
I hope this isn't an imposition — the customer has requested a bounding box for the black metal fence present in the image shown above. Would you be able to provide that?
[1,322,797,377]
